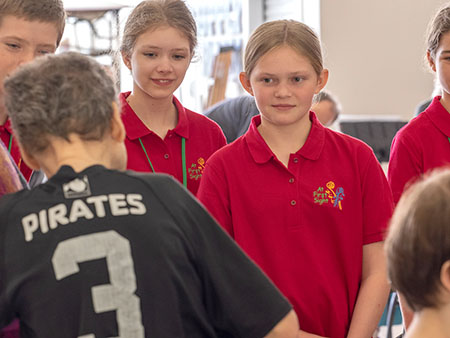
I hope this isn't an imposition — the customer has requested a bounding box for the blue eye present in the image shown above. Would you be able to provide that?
[173,54,186,60]
[144,52,156,57]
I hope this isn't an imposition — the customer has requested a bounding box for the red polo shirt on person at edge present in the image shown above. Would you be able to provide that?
[0,119,32,181]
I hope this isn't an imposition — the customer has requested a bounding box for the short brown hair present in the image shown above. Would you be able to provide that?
[4,52,117,154]
[0,0,66,46]
[243,20,323,78]
[385,169,450,311]
[120,0,197,59]
[426,3,450,61]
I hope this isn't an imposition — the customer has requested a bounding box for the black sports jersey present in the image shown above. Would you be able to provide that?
[0,165,291,338]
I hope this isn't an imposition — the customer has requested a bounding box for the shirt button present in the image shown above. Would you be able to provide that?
[293,158,299,163]
[290,200,296,206]
[164,154,169,159]
[289,178,295,183]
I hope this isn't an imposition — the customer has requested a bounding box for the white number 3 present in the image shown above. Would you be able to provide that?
[52,230,145,338]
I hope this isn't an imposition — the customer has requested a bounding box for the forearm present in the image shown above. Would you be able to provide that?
[264,309,299,338]
[347,242,390,338]
[346,271,390,338]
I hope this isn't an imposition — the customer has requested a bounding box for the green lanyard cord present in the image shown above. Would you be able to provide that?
[138,137,187,188]
[138,138,156,173]
[8,134,12,153]
[181,137,187,187]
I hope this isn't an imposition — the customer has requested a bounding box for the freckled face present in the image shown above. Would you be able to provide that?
[241,46,327,129]
[122,25,191,101]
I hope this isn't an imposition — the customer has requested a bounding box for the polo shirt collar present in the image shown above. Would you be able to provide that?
[0,118,13,135]
[245,112,325,164]
[120,92,190,140]
[426,96,450,137]
[245,115,274,164]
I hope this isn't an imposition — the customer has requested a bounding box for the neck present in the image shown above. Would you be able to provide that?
[0,98,8,125]
[257,116,312,167]
[127,89,178,139]
[440,93,450,114]
[37,136,125,178]
[406,305,450,338]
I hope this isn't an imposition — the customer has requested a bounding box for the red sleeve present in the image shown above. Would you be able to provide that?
[209,121,227,153]
[0,141,22,197]
[362,150,394,244]
[387,132,422,205]
[197,157,234,237]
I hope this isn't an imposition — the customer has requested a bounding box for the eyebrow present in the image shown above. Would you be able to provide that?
[288,72,308,76]
[257,72,276,77]
[2,36,26,42]
[2,36,56,48]
[441,50,450,55]
[140,45,189,52]
[257,71,308,77]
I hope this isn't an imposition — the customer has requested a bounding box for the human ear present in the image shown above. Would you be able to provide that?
[19,145,41,171]
[110,102,126,143]
[440,260,450,294]
[239,72,254,96]
[315,69,329,94]
[121,52,132,70]
[427,50,437,72]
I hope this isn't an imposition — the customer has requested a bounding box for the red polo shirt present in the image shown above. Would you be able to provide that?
[388,96,450,204]
[0,119,32,181]
[120,92,226,195]
[198,113,393,338]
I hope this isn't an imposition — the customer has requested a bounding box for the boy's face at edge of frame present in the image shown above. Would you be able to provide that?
[0,15,59,117]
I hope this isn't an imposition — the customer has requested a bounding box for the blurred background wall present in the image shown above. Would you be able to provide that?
[321,0,448,119]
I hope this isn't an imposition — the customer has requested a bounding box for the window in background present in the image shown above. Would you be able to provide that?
[62,1,321,114]
[180,0,245,112]
[62,1,130,86]
[265,0,320,34]
[179,0,320,113]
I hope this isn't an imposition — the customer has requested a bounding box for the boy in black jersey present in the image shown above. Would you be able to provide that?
[0,52,299,338]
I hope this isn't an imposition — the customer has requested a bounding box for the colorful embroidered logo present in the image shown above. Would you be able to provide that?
[313,181,345,210]
[188,157,205,180]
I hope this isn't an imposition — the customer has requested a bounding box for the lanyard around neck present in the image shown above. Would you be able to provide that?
[138,137,187,188]
[8,134,12,153]
[7,134,22,169]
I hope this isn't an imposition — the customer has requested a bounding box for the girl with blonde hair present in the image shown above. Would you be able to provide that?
[198,20,393,338]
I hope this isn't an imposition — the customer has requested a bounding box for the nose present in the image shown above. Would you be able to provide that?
[18,50,35,66]
[156,55,173,73]
[274,82,292,98]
